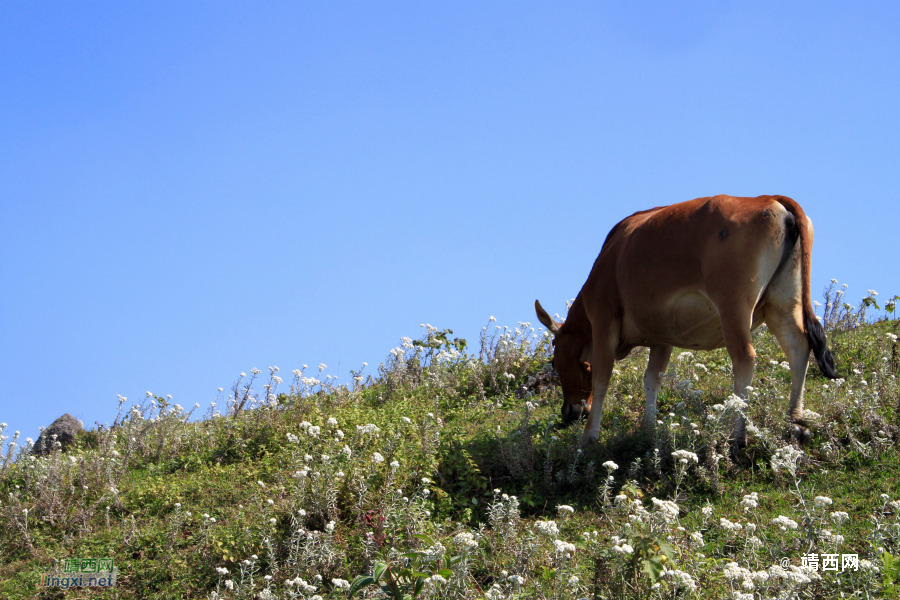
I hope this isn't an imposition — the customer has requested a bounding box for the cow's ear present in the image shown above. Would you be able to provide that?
[534,300,561,334]
[581,362,592,374]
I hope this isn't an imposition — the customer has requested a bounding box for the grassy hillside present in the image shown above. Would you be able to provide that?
[1,292,899,599]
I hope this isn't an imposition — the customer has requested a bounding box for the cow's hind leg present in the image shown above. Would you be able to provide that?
[642,345,674,432]
[765,306,812,444]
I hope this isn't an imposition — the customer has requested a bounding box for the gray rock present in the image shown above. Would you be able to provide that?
[33,413,83,455]
[514,365,560,399]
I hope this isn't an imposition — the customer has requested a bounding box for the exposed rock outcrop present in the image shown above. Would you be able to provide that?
[33,413,83,455]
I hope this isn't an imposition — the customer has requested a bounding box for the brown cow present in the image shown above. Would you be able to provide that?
[535,194,836,447]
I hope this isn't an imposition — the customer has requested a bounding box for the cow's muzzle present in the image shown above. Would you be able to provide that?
[561,402,590,425]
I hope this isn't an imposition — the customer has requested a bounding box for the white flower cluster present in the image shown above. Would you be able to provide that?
[740,492,759,512]
[423,541,446,560]
[454,531,479,551]
[534,520,559,537]
[298,421,321,437]
[859,559,878,572]
[662,568,697,592]
[724,395,749,410]
[720,518,743,533]
[819,529,845,546]
[611,534,634,555]
[422,573,446,590]
[768,564,819,585]
[553,539,576,557]
[284,577,318,593]
[830,511,850,525]
[331,578,350,590]
[671,449,698,465]
[772,515,799,531]
[651,497,680,523]
[770,446,804,477]
[723,562,770,590]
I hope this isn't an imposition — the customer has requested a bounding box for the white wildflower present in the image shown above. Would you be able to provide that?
[331,579,350,590]
[740,492,759,511]
[651,497,680,523]
[720,518,743,533]
[534,520,560,537]
[672,449,698,464]
[830,511,849,525]
[773,515,799,530]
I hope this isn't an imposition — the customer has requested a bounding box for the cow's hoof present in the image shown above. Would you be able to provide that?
[729,431,747,450]
[791,424,812,446]
[580,432,599,448]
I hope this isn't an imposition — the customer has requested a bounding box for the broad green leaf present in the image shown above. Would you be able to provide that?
[642,556,665,583]
[657,540,678,559]
[373,562,388,583]
[348,575,375,597]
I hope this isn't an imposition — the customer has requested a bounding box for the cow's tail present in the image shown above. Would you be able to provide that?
[775,197,837,379]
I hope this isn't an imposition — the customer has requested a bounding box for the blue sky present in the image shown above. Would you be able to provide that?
[2,2,898,443]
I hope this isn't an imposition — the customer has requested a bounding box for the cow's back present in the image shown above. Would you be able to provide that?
[584,195,794,349]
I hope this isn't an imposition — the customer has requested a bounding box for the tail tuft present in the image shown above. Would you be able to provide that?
[804,311,837,379]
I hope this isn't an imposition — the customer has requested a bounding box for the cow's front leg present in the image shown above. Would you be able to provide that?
[581,347,615,447]
[642,345,674,432]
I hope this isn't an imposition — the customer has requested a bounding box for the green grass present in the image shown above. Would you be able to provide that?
[1,313,898,599]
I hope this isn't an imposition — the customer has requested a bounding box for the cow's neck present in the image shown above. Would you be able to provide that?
[565,293,593,351]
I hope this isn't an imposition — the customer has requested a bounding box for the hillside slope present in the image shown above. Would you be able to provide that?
[2,306,899,599]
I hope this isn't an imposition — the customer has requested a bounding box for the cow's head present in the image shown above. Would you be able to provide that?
[534,300,592,425]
